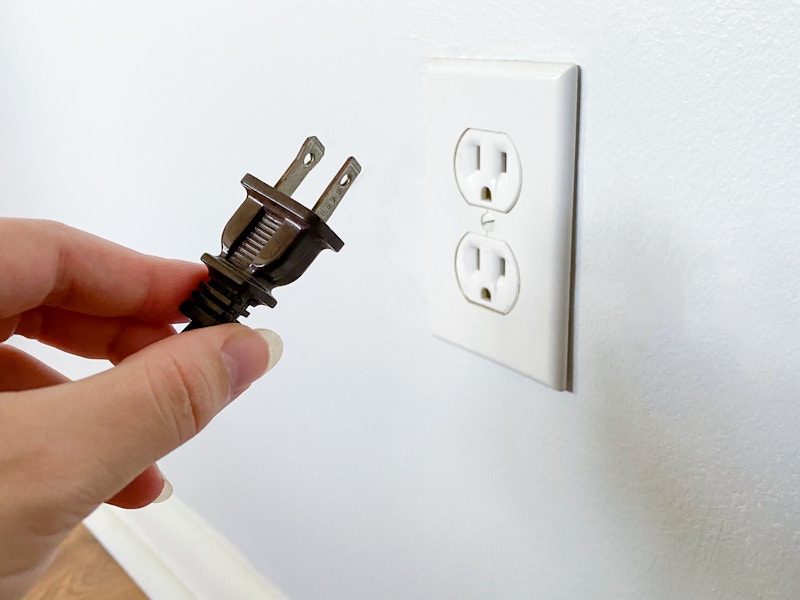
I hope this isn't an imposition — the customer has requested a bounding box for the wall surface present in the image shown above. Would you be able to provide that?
[2,1,800,598]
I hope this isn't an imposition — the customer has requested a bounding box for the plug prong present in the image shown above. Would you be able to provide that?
[312,157,362,222]
[274,136,326,196]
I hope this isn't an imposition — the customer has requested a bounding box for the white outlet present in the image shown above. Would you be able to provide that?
[427,59,579,390]
[454,129,522,213]
[455,232,520,314]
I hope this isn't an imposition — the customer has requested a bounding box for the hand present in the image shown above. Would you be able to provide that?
[0,219,282,599]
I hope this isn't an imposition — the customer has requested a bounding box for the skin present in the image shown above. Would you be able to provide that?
[0,219,277,599]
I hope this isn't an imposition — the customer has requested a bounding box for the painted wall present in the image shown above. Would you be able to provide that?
[2,1,800,598]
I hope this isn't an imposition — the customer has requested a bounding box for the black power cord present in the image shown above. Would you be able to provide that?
[180,137,361,330]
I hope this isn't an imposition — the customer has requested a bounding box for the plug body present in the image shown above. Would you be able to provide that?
[180,137,360,330]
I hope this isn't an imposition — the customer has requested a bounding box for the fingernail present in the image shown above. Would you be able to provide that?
[222,328,283,396]
[257,329,284,373]
[153,474,173,503]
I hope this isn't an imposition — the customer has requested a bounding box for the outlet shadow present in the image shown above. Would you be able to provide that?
[565,66,582,393]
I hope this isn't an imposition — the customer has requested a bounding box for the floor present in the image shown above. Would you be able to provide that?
[23,525,147,600]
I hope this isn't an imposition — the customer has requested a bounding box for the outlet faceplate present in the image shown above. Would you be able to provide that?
[427,59,579,390]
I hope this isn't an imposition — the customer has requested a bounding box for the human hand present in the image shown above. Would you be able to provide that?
[0,219,282,599]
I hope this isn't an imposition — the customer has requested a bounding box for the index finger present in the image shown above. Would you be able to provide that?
[0,219,207,321]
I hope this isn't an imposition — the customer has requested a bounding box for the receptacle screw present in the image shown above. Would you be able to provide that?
[480,211,496,233]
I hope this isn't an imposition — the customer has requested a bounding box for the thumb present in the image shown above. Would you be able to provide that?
[32,324,282,510]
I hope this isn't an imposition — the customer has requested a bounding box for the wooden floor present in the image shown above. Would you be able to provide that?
[23,525,147,600]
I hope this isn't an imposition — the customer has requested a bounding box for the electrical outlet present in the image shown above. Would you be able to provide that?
[427,59,579,390]
[454,129,522,213]
[455,232,520,314]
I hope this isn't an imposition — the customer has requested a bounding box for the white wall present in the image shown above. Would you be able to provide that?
[2,1,800,598]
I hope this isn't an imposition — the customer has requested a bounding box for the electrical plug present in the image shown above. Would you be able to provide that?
[180,137,361,330]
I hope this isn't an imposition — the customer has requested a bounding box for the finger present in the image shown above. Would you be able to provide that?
[0,345,69,391]
[106,465,172,509]
[0,219,207,321]
[0,346,171,509]
[15,307,177,364]
[8,325,282,515]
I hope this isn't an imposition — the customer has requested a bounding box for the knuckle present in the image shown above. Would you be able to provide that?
[142,350,229,445]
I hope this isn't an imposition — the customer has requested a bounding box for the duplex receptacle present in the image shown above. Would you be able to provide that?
[427,58,579,390]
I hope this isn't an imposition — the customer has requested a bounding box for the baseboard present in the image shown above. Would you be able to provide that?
[84,498,287,600]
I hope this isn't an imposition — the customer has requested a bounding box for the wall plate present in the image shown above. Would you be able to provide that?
[427,58,579,390]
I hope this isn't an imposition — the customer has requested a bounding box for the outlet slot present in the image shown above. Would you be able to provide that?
[455,232,520,314]
[454,129,522,213]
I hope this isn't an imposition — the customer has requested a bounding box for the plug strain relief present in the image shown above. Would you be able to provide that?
[180,269,275,330]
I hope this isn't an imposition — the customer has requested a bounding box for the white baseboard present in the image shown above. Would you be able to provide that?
[84,498,287,600]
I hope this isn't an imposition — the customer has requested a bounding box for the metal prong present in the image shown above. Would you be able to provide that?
[274,136,326,196]
[312,157,362,222]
